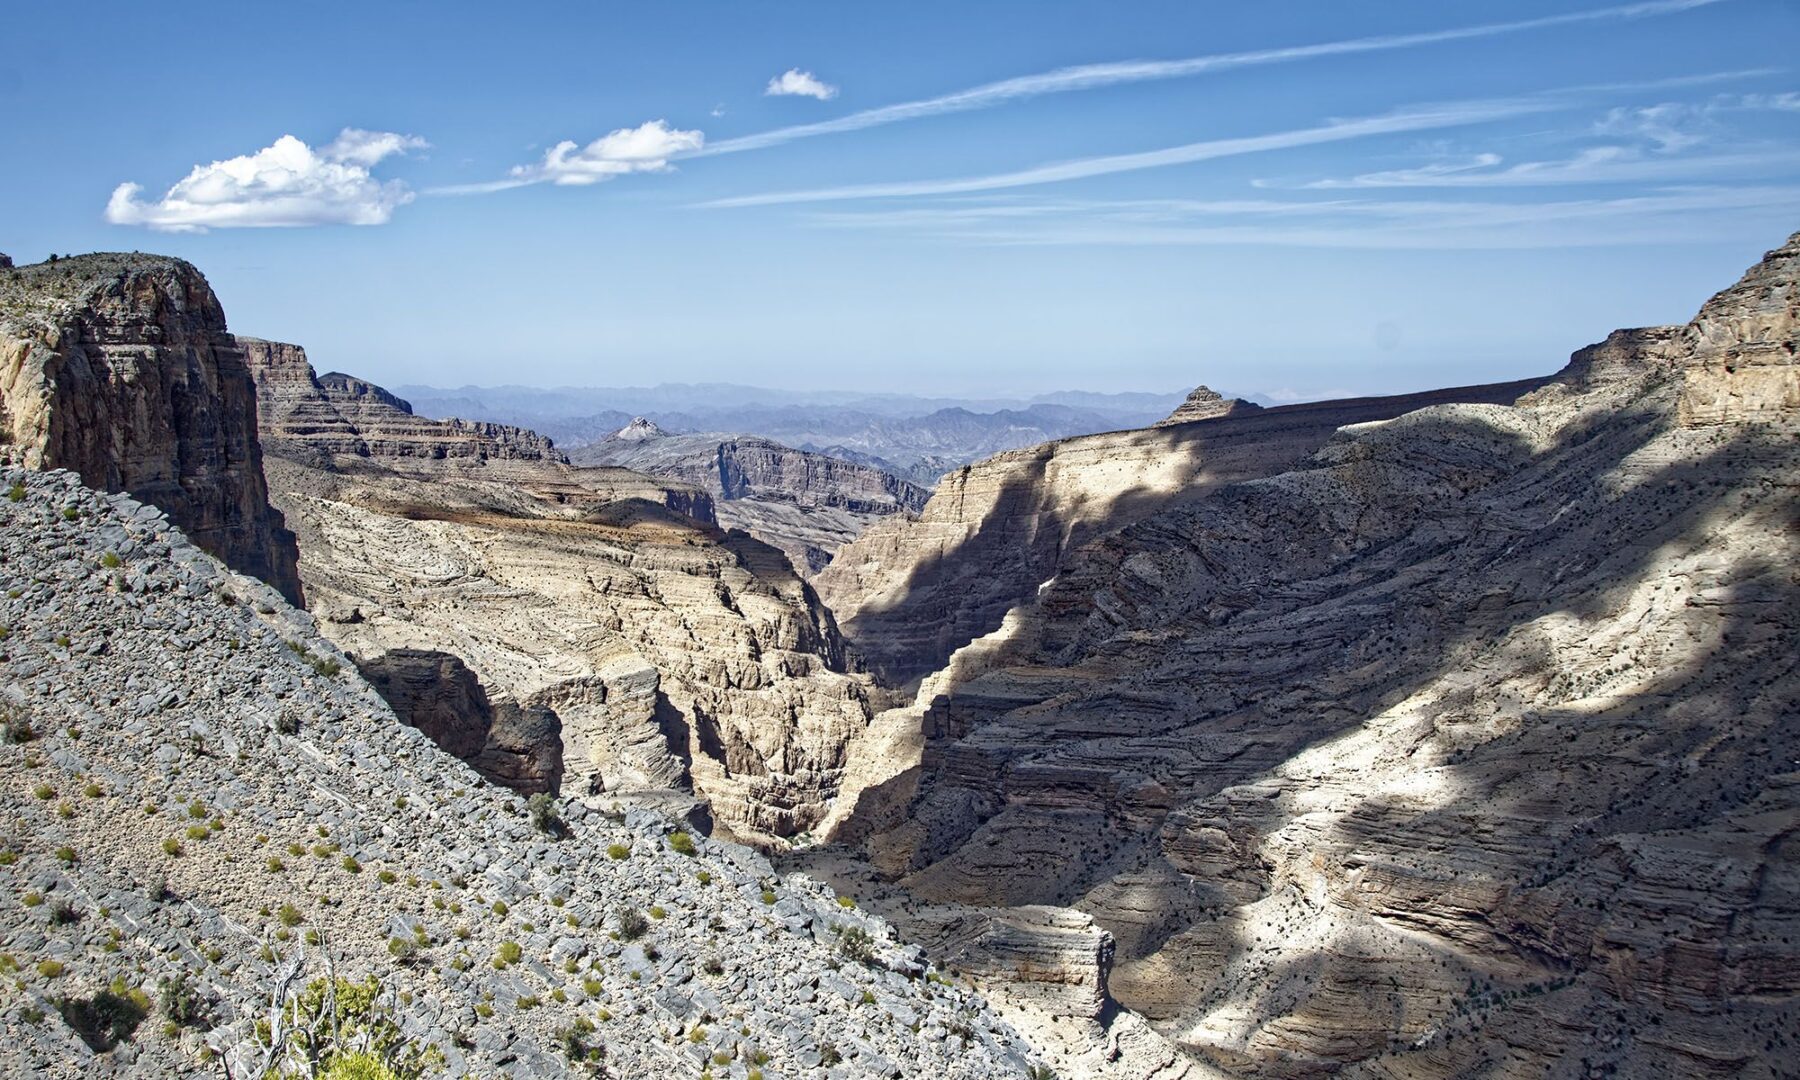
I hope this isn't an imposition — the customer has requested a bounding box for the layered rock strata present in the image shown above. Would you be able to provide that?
[1154,385,1263,426]
[244,342,879,844]
[0,255,302,602]
[813,232,1800,1078]
[574,426,931,571]
[817,374,1548,685]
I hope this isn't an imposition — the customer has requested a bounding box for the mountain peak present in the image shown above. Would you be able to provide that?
[1154,384,1263,426]
[613,416,667,441]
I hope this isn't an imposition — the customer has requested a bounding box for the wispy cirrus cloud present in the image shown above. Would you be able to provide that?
[697,0,1725,157]
[1270,90,1800,189]
[105,128,427,231]
[801,186,1800,249]
[431,120,703,195]
[698,96,1558,208]
[765,69,838,101]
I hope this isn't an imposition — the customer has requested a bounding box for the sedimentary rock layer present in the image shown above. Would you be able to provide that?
[574,426,930,571]
[1155,385,1263,426]
[816,232,1800,1078]
[818,374,1548,685]
[244,345,880,843]
[0,254,302,602]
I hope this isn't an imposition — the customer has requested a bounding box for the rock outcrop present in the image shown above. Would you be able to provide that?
[1154,385,1262,426]
[355,648,563,794]
[573,427,931,572]
[0,255,302,603]
[244,343,881,844]
[0,463,1045,1078]
[809,232,1800,1078]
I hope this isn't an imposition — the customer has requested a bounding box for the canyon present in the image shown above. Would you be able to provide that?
[0,232,1794,1078]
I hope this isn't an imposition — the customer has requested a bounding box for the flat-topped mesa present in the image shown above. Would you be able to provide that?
[1153,384,1262,426]
[239,337,565,465]
[0,252,303,603]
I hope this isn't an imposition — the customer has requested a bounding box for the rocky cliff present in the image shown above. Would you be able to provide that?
[0,463,1044,1078]
[0,255,302,603]
[244,344,883,845]
[573,426,931,572]
[817,374,1548,686]
[807,232,1800,1078]
[240,337,564,465]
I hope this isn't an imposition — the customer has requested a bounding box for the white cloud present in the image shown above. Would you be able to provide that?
[105,129,427,231]
[322,128,430,166]
[765,68,838,101]
[700,0,1722,156]
[432,120,703,195]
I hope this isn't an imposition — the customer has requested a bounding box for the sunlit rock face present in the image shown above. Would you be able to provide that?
[0,254,303,602]
[243,339,878,844]
[816,232,1800,1078]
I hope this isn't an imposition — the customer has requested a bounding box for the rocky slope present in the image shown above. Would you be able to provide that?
[807,232,1800,1077]
[0,255,302,603]
[244,340,882,845]
[573,423,931,572]
[0,464,1043,1078]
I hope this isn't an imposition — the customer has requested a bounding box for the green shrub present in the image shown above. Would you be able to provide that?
[5,484,23,502]
[606,843,630,861]
[377,870,397,884]
[277,903,304,927]
[36,959,64,978]
[100,552,121,569]
[760,890,777,905]
[162,837,183,856]
[495,941,522,968]
[341,856,362,874]
[668,831,697,856]
[32,783,54,800]
[54,846,75,866]
[615,906,649,942]
[55,977,149,1051]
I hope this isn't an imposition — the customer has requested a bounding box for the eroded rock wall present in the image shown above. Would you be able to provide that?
[814,231,1800,1078]
[0,255,302,603]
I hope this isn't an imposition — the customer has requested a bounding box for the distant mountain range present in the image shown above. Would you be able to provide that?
[395,383,1217,485]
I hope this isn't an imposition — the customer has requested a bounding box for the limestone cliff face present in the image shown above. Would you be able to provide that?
[240,337,564,465]
[573,428,931,572]
[244,345,877,843]
[817,375,1547,686]
[0,254,302,602]
[815,232,1800,1078]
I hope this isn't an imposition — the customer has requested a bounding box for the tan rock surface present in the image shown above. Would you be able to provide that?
[0,254,302,602]
[813,231,1800,1077]
[244,342,881,844]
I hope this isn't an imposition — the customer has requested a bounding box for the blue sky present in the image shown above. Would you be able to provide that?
[3,0,1797,399]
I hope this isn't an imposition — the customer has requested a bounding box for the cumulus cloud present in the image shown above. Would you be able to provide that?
[434,120,703,195]
[765,68,838,101]
[518,120,704,185]
[105,129,427,231]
